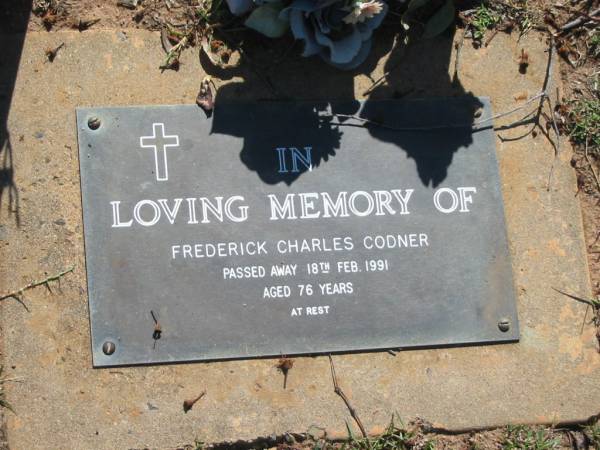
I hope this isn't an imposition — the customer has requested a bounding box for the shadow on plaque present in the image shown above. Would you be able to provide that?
[0,0,31,226]
[208,26,483,188]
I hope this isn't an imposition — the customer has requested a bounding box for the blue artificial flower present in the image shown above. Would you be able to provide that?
[281,0,387,69]
[225,0,256,15]
[224,0,388,70]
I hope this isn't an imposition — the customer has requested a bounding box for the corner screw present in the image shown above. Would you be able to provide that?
[87,116,101,130]
[498,318,511,332]
[102,341,116,355]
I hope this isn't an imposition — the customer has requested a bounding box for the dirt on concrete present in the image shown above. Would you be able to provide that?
[1,1,600,449]
[581,173,600,299]
[553,2,600,334]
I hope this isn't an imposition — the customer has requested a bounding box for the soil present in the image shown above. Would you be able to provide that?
[8,0,206,32]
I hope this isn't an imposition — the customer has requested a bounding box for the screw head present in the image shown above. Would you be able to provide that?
[87,116,101,130]
[498,318,511,332]
[102,341,116,355]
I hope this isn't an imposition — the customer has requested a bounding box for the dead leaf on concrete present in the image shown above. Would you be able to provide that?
[196,76,215,114]
[200,35,240,70]
[45,42,64,62]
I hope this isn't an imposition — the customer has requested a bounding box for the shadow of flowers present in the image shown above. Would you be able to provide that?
[206,4,482,188]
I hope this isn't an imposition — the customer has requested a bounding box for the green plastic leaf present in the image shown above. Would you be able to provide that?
[406,0,431,14]
[244,2,289,38]
[423,0,455,39]
[401,0,431,31]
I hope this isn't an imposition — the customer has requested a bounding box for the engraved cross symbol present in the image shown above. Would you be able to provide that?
[139,123,180,181]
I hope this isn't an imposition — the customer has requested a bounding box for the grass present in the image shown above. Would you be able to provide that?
[470,4,501,41]
[501,426,560,450]
[190,417,434,450]
[338,422,415,449]
[465,1,538,44]
[315,416,435,450]
[0,367,14,413]
[585,423,600,448]
[590,31,600,59]
[567,99,600,151]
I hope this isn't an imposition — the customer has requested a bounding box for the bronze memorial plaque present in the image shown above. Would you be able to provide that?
[76,97,519,367]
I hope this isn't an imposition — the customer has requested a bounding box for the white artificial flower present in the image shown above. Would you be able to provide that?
[343,0,384,24]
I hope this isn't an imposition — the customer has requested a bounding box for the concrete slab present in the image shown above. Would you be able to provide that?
[0,29,597,449]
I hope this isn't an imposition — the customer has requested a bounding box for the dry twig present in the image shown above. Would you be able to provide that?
[328,354,367,438]
[540,38,561,191]
[330,93,544,132]
[560,7,600,31]
[0,266,75,310]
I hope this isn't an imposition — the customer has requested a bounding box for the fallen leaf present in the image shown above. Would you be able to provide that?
[196,76,215,114]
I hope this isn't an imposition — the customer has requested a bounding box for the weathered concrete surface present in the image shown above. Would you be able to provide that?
[0,29,597,449]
